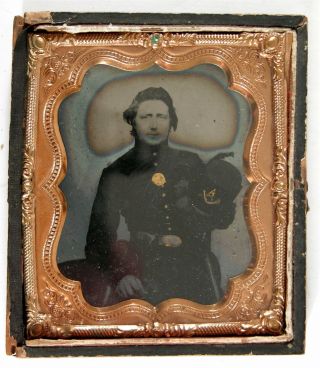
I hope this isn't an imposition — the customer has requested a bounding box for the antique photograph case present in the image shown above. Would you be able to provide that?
[7,13,307,356]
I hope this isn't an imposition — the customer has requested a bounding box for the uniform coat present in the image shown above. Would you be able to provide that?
[83,141,242,306]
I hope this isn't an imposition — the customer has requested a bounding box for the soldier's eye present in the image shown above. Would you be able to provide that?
[139,114,152,119]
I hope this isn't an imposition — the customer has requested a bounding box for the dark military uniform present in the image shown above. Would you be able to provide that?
[83,141,242,306]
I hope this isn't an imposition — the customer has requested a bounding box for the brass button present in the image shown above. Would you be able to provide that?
[166,215,170,219]
[164,204,168,209]
[162,193,166,197]
[168,227,172,231]
[154,162,158,167]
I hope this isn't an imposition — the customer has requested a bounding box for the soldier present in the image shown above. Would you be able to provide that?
[83,87,242,306]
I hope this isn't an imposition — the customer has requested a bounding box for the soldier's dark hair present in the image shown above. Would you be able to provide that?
[123,87,178,136]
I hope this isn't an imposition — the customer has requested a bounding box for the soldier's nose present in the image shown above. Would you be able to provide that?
[150,120,158,130]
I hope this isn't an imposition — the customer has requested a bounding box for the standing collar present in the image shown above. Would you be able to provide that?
[133,140,170,164]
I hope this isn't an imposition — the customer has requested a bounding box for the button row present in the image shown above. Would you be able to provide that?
[163,201,172,232]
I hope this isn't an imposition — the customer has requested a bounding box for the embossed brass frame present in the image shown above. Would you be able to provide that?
[21,25,295,345]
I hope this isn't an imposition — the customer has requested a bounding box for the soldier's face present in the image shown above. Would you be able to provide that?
[134,100,170,145]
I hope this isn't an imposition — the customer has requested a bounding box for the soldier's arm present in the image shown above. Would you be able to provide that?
[85,168,120,269]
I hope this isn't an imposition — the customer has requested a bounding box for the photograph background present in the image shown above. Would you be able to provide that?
[57,63,252,291]
[0,0,318,367]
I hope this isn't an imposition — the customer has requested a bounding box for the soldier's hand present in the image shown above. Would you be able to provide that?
[115,275,145,298]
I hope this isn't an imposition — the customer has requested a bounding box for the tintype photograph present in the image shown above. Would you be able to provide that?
[57,64,250,307]
[6,12,307,356]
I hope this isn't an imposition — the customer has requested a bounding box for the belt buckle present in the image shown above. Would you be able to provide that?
[159,235,182,248]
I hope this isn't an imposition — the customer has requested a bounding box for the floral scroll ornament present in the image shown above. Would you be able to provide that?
[238,49,267,84]
[27,295,72,339]
[236,33,285,81]
[28,34,48,76]
[43,51,76,87]
[236,281,268,321]
[43,284,76,323]
[240,288,285,334]
[27,284,78,339]
[259,34,285,81]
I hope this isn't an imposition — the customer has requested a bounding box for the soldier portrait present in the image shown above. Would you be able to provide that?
[57,64,252,307]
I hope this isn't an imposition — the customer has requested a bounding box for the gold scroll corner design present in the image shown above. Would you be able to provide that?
[240,288,285,335]
[26,283,79,339]
[26,295,72,339]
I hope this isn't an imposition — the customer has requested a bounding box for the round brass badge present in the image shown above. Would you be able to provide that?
[152,172,166,187]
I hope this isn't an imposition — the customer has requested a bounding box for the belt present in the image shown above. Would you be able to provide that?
[134,231,183,248]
